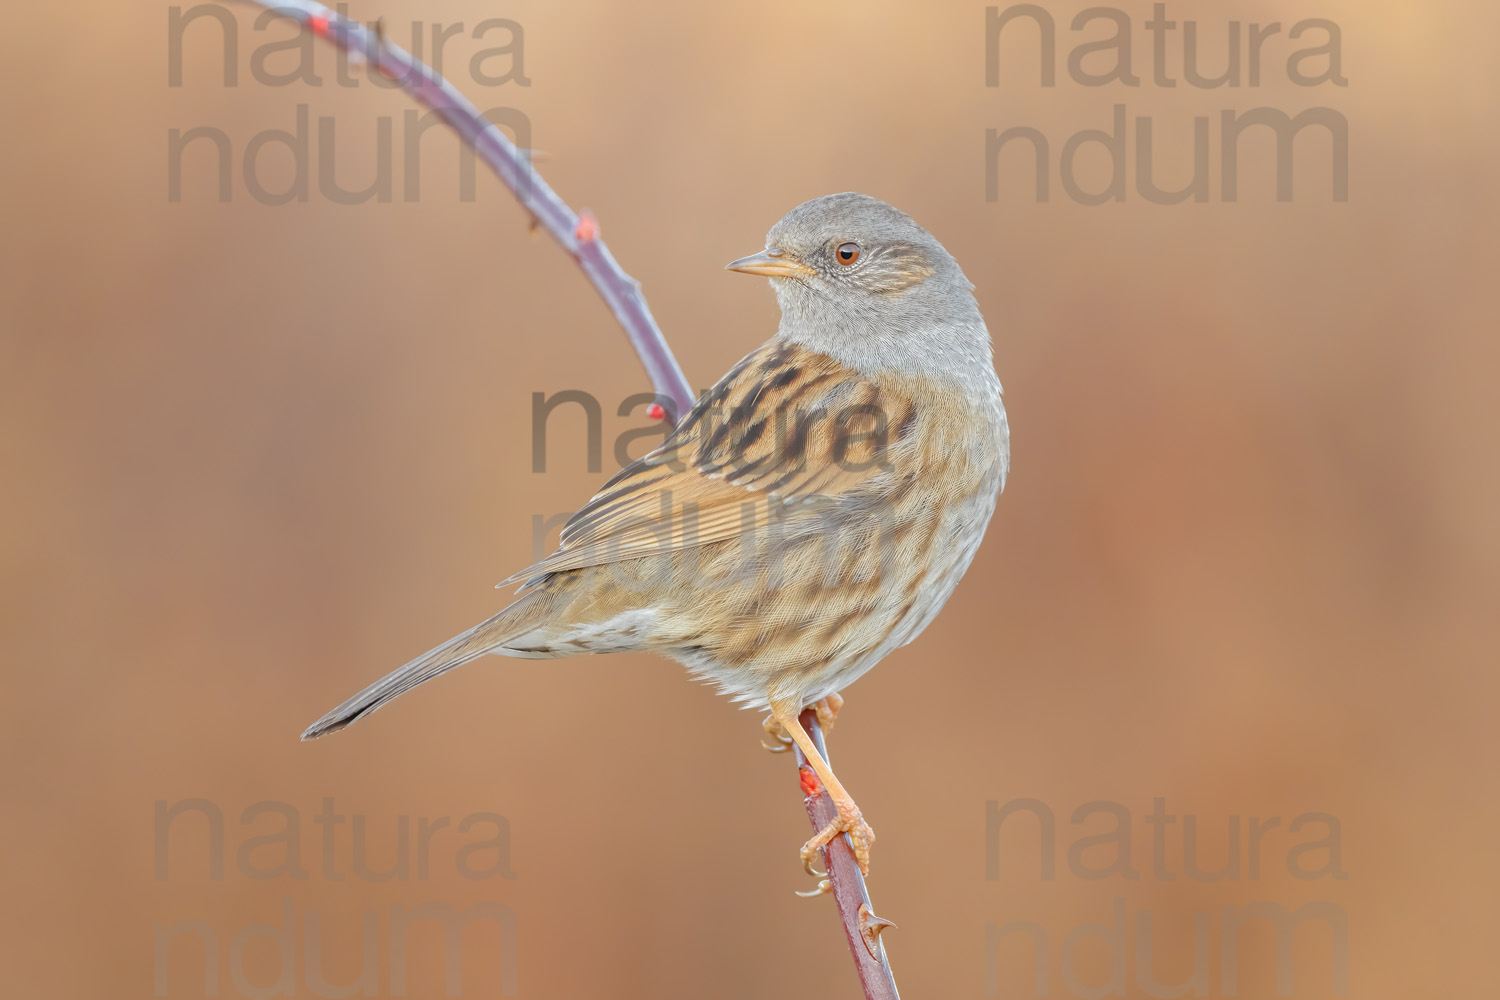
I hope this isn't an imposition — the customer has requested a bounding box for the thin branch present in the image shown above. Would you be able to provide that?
[242,4,899,996]
[795,710,902,1000]
[238,0,696,423]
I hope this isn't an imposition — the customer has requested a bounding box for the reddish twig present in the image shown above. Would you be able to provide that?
[237,0,696,423]
[239,4,899,996]
[794,710,902,1000]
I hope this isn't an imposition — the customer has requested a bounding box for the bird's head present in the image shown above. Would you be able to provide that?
[726,192,989,378]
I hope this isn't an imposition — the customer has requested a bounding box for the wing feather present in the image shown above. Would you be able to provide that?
[500,341,915,587]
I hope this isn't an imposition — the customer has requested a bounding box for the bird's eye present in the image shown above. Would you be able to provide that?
[835,242,861,265]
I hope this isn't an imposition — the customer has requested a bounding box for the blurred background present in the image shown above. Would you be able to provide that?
[2,0,1496,996]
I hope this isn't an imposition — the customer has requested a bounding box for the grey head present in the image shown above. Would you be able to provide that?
[725,192,994,384]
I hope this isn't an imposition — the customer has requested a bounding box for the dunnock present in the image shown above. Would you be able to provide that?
[303,192,1010,876]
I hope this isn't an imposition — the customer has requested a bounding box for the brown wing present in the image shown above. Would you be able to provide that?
[500,340,916,587]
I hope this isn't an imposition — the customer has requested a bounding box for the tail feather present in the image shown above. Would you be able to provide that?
[301,594,549,741]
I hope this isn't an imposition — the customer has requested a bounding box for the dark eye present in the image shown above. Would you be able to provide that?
[835,242,861,265]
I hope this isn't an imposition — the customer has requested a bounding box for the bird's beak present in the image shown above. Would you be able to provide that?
[724,249,816,278]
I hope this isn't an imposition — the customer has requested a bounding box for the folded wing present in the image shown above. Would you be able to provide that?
[501,340,916,587]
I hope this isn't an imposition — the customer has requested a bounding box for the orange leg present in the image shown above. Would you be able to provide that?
[771,698,876,877]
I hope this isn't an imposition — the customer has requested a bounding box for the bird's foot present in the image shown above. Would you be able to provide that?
[813,692,844,734]
[760,713,793,753]
[800,792,876,878]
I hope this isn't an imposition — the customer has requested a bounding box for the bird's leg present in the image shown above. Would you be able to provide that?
[771,699,876,877]
[813,692,844,735]
[761,712,794,753]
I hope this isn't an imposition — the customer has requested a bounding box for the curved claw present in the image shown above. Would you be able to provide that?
[800,844,829,878]
[761,713,794,754]
[795,879,833,898]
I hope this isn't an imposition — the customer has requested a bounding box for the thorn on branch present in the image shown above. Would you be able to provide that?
[373,18,398,80]
[858,904,897,959]
[575,210,600,244]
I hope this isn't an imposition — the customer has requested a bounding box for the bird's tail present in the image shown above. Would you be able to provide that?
[301,591,552,741]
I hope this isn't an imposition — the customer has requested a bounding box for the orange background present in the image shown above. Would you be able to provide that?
[3,1,1496,996]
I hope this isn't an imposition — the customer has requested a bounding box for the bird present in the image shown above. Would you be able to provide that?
[302,192,1010,878]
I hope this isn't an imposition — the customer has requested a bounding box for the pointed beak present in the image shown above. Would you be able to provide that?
[724,249,816,278]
